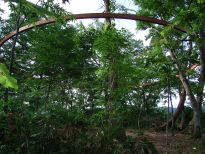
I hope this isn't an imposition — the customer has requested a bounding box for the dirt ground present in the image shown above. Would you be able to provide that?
[126,129,205,154]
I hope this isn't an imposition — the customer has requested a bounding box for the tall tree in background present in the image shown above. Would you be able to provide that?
[103,0,113,114]
[134,0,205,138]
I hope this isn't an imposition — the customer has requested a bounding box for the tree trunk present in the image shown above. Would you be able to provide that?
[196,31,205,111]
[45,78,52,110]
[160,87,186,129]
[103,0,116,114]
[137,104,142,129]
[103,0,126,141]
[188,31,205,138]
[178,110,185,130]
[169,49,202,138]
[103,0,112,113]
[103,0,111,25]
[193,109,201,137]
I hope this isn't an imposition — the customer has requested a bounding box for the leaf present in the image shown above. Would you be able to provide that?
[197,0,205,4]
[5,76,18,90]
[0,63,18,90]
[0,63,9,75]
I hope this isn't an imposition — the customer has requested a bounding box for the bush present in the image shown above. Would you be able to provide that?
[0,102,158,153]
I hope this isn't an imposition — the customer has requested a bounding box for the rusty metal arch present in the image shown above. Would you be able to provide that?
[0,13,187,47]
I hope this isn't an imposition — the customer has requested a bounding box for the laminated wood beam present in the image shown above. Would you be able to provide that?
[0,13,187,47]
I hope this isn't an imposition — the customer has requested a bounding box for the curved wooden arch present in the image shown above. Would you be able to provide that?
[0,13,187,47]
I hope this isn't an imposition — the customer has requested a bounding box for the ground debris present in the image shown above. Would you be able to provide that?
[126,129,205,154]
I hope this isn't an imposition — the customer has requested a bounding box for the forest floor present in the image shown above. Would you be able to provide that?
[126,129,205,154]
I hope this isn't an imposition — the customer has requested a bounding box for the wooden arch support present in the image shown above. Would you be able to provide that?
[0,13,187,47]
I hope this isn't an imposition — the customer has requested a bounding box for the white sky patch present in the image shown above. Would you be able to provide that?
[23,101,30,105]
[65,0,103,13]
[0,0,10,19]
[158,93,180,108]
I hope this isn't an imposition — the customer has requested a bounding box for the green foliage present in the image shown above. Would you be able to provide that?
[8,0,70,22]
[198,0,205,3]
[0,63,18,90]
[0,101,158,154]
[1,0,205,152]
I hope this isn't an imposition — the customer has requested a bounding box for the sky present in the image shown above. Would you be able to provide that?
[0,0,181,108]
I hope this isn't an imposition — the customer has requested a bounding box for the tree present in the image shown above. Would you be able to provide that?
[134,0,205,138]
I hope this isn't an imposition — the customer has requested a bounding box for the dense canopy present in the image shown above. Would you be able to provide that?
[0,0,205,153]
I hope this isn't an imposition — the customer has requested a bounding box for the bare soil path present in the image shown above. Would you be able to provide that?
[126,129,205,154]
